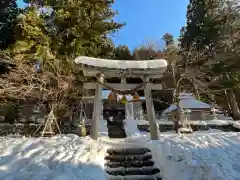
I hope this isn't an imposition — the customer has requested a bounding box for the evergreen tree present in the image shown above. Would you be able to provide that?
[12,0,124,62]
[0,0,20,49]
[179,0,240,119]
[114,45,133,60]
[4,0,124,121]
[179,0,226,52]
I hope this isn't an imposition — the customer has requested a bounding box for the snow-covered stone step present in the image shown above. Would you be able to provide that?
[105,166,160,174]
[106,167,160,176]
[105,154,152,162]
[107,174,162,180]
[104,147,162,180]
[107,148,150,155]
[105,160,154,168]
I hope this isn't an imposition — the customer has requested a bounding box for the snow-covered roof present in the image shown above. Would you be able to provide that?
[75,56,167,69]
[163,93,211,114]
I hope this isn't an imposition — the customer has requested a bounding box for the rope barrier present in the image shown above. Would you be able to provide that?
[96,79,147,95]
[94,73,192,127]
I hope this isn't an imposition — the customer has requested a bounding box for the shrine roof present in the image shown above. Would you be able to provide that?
[163,93,211,113]
[74,56,167,70]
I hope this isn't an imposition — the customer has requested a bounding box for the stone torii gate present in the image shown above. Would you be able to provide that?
[74,56,168,140]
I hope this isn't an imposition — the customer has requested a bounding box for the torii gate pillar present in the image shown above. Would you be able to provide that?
[91,73,104,140]
[144,77,159,140]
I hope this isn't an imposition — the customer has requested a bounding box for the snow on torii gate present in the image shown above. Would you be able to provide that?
[74,56,168,140]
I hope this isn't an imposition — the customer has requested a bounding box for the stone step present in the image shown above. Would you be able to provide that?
[108,175,162,180]
[105,154,152,162]
[108,135,126,138]
[105,166,157,173]
[107,128,125,133]
[107,126,126,138]
[108,129,125,134]
[107,148,151,155]
[107,121,124,126]
[104,147,162,180]
[107,124,124,127]
[108,131,126,138]
[105,160,154,168]
[108,132,126,136]
[106,167,160,176]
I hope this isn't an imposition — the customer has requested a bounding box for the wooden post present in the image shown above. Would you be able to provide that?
[144,77,159,140]
[91,73,104,140]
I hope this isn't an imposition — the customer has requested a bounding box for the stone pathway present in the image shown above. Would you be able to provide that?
[105,147,162,180]
[107,119,126,138]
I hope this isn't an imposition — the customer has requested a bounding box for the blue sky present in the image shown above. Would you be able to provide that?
[17,0,189,50]
[17,0,26,8]
[112,0,189,50]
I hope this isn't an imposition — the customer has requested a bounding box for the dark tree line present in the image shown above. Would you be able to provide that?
[1,0,240,120]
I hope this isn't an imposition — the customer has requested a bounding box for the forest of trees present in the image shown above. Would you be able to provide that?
[0,0,240,120]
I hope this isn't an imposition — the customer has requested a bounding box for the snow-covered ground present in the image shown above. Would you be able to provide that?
[137,119,233,125]
[0,119,240,180]
[0,135,109,180]
[0,120,112,180]
[150,131,240,180]
[124,119,240,180]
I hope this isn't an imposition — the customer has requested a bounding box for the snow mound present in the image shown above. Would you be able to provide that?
[0,134,109,180]
[148,132,240,180]
[137,119,233,126]
[123,119,240,180]
[124,119,148,137]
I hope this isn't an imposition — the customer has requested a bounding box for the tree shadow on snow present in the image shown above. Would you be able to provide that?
[166,133,240,179]
[0,146,106,180]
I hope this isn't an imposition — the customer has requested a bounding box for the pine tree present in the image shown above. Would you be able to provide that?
[12,0,123,61]
[0,0,20,49]
[114,45,133,60]
[7,0,124,114]
[179,0,226,52]
[179,0,240,119]
[48,0,123,58]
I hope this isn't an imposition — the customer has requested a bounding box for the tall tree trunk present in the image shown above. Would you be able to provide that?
[224,74,240,120]
[226,89,240,120]
[224,90,232,116]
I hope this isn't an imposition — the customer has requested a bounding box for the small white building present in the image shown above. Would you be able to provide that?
[162,93,212,121]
